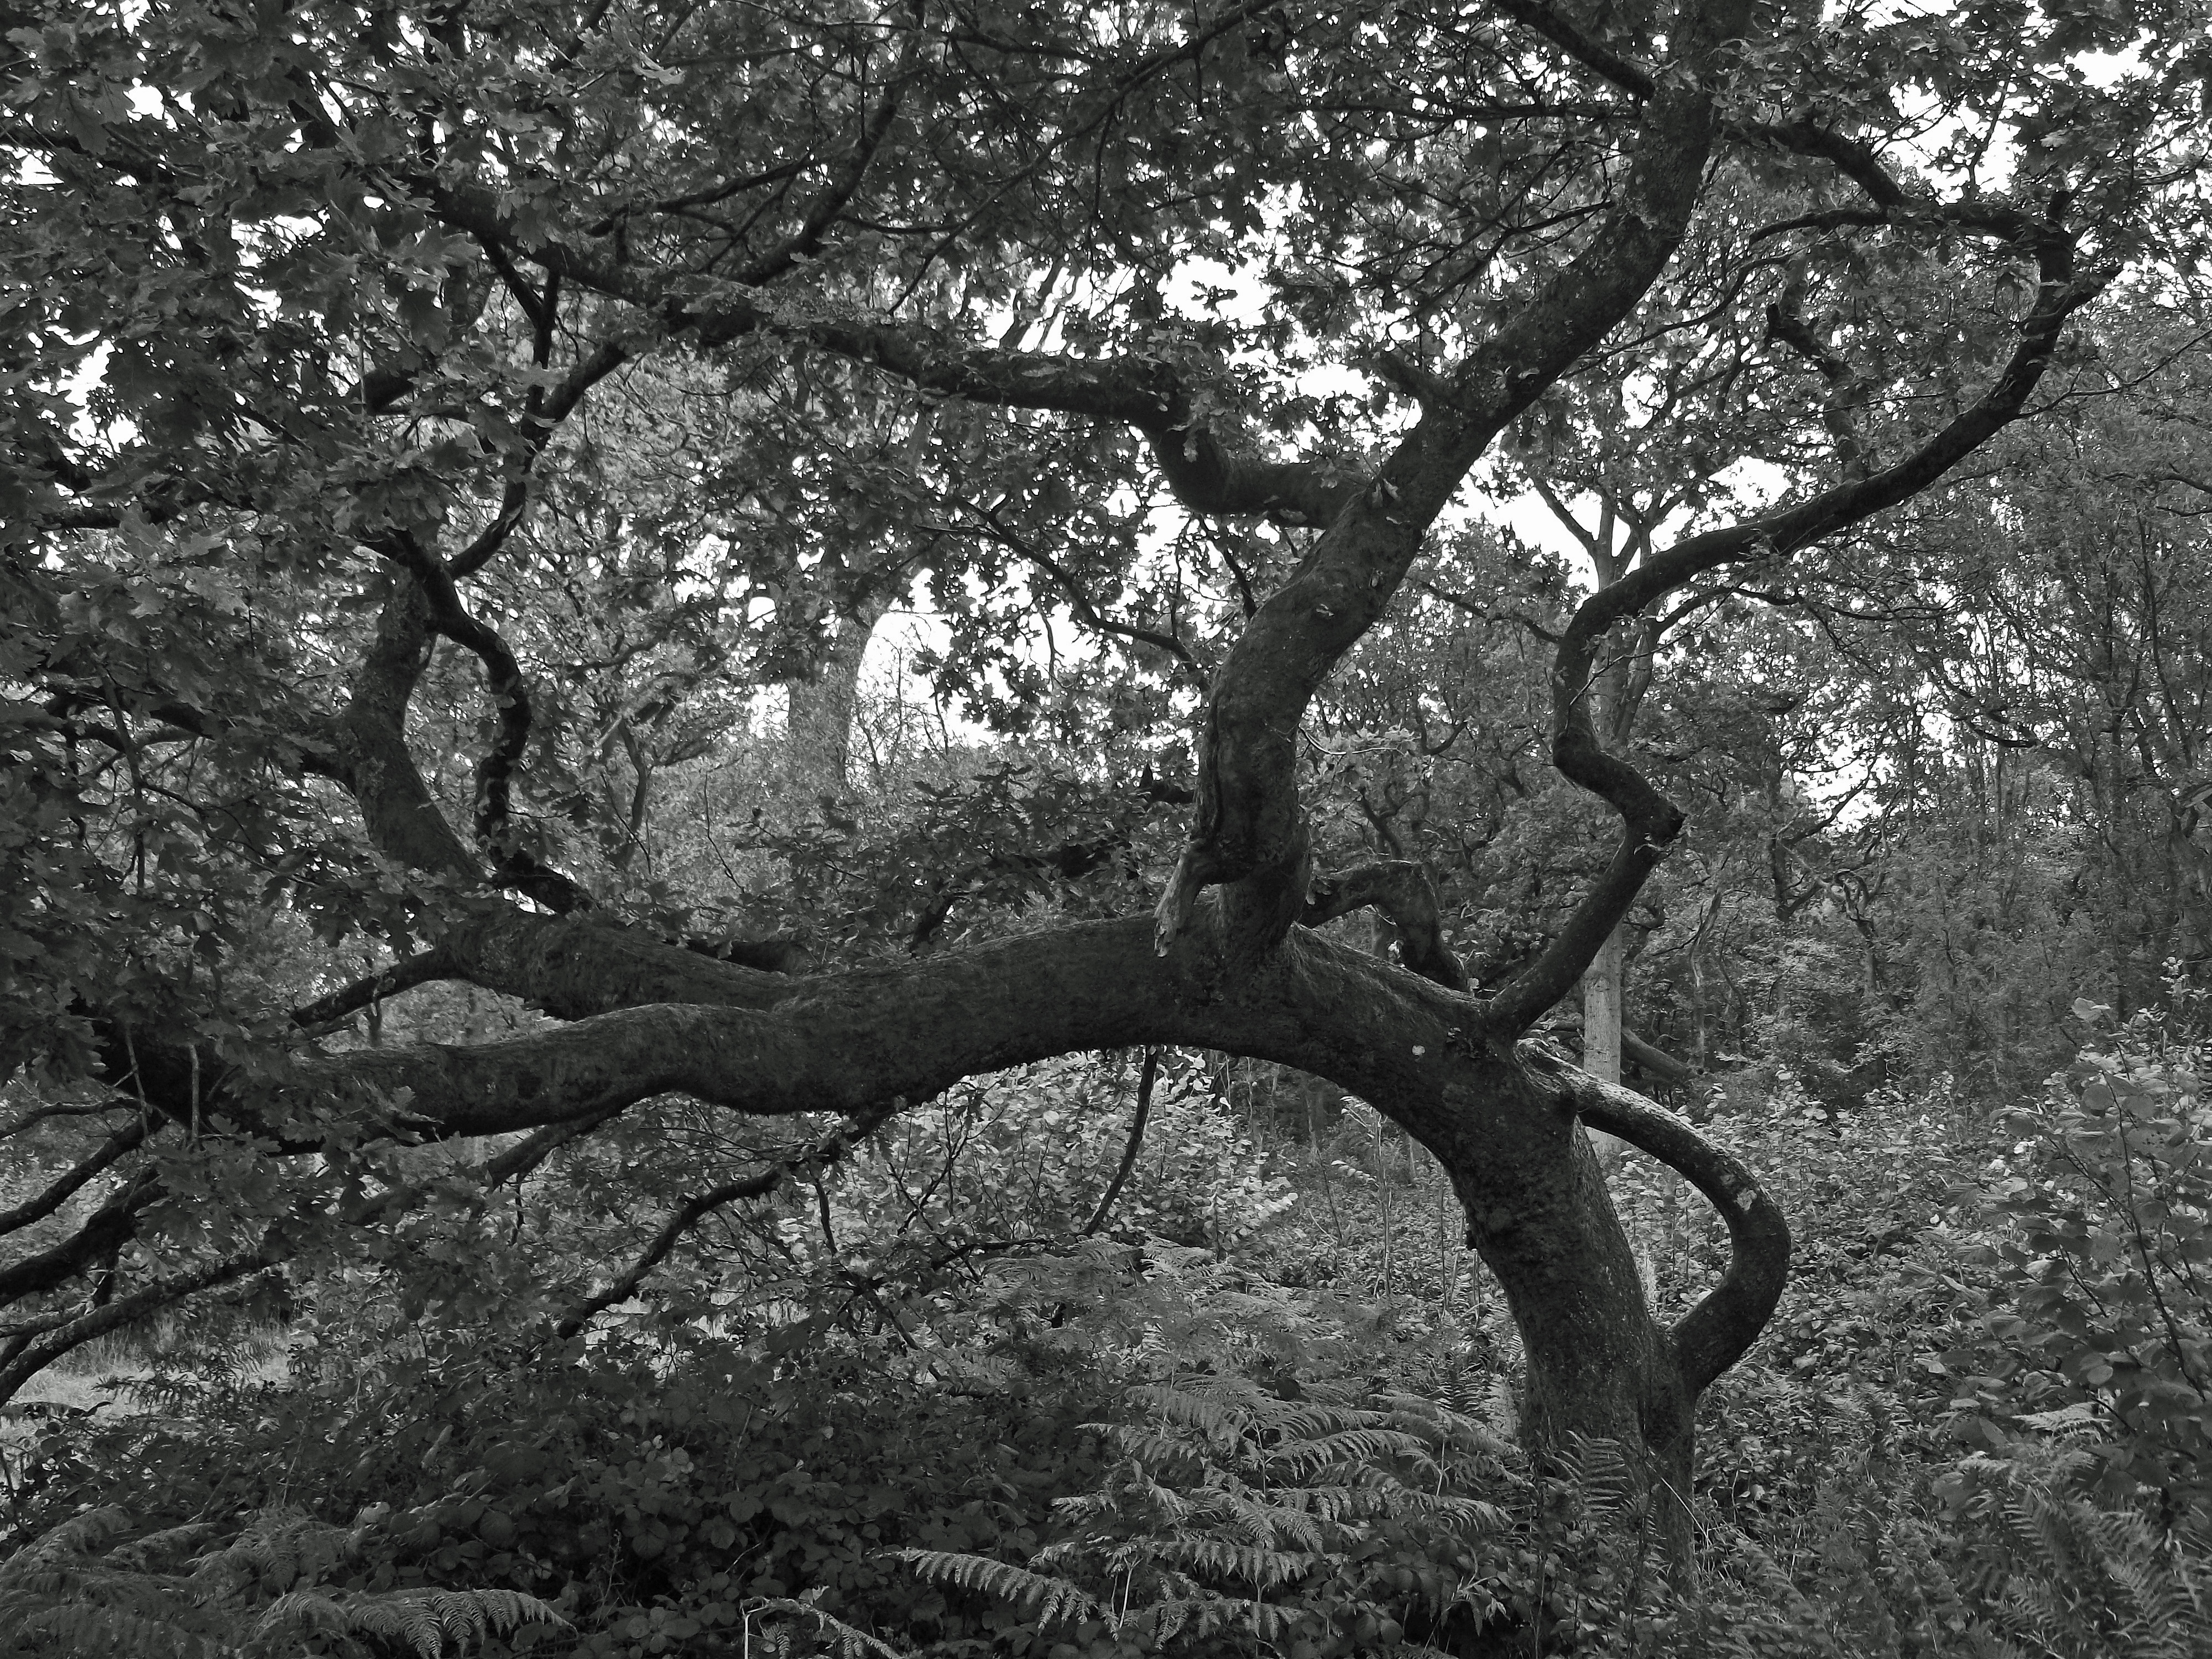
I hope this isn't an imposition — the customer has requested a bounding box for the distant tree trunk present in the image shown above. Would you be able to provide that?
[1583,926,1625,1088]
[782,591,894,800]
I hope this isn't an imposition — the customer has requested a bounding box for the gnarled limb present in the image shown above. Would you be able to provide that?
[1489,231,2110,1035]
[1301,861,1468,991]
[1522,1048,1790,1397]
[1154,0,1756,965]
[371,541,594,914]
[333,579,483,886]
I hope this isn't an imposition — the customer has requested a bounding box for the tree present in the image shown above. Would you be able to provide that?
[4,0,2201,1545]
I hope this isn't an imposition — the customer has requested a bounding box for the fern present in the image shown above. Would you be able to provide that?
[255,1585,566,1658]
[894,1366,1515,1656]
[750,1589,915,1659]
[895,1550,1103,1625]
[0,1504,567,1659]
[1985,1480,2212,1657]
[1686,1459,2212,1659]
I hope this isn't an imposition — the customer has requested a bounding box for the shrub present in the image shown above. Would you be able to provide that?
[1945,999,2212,1518]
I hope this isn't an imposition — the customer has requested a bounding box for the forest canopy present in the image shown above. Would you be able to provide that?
[6,0,2212,1653]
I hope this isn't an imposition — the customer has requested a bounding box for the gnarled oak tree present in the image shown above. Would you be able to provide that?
[5,0,2204,1532]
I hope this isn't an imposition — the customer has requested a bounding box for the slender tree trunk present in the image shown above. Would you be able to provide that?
[1583,924,1626,1112]
[782,591,894,800]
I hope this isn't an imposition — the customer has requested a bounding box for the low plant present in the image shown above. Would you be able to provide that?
[0,1503,564,1657]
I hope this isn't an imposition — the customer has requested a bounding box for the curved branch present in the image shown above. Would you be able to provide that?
[1522,1047,1790,1397]
[335,578,486,884]
[119,912,1484,1145]
[1492,0,1921,213]
[289,948,457,1030]
[448,336,629,580]
[1150,0,1756,963]
[1763,272,1870,480]
[553,1107,895,1339]
[368,550,594,913]
[1489,233,2111,1034]
[0,1119,152,1239]
[426,184,1355,528]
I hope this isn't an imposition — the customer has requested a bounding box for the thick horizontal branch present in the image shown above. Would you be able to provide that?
[439,907,793,1020]
[237,912,1500,1147]
[28,905,1786,1411]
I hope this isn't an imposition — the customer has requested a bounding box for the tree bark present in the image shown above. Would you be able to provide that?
[1582,924,1627,1173]
[782,589,895,800]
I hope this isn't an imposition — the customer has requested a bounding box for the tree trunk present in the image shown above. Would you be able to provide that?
[1428,1057,1697,1561]
[1582,922,1626,1134]
[782,591,894,800]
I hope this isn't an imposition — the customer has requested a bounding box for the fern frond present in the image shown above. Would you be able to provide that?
[1092,1424,1213,1473]
[0,1506,133,1572]
[1264,1428,1429,1478]
[191,1508,363,1598]
[1553,1434,1640,1517]
[1150,1535,1316,1588]
[253,1585,566,1658]
[8,1599,221,1658]
[893,1550,1101,1625]
[753,1592,913,1659]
